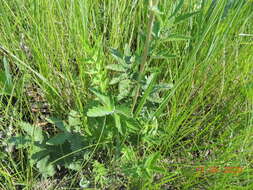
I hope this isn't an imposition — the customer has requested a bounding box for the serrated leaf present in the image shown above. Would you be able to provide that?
[65,160,82,171]
[134,73,157,117]
[68,133,85,152]
[87,106,114,117]
[37,155,55,177]
[46,117,69,132]
[106,64,126,72]
[110,48,123,60]
[7,135,31,148]
[31,149,50,164]
[20,122,44,142]
[46,133,68,145]
[117,79,131,101]
[89,88,112,107]
[109,73,128,85]
[115,105,132,118]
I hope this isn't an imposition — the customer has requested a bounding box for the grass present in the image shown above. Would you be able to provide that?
[0,0,253,189]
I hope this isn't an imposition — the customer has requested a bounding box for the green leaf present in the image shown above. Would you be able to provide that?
[124,118,140,133]
[46,133,68,145]
[147,93,163,103]
[79,177,90,188]
[152,83,174,93]
[3,56,12,86]
[68,110,81,127]
[144,152,162,176]
[175,11,199,23]
[36,155,55,177]
[144,152,160,169]
[87,106,114,117]
[115,105,132,118]
[106,64,126,72]
[31,149,50,165]
[117,79,131,101]
[109,76,121,85]
[89,88,112,107]
[135,73,158,117]
[8,135,31,148]
[65,160,82,171]
[0,71,13,96]
[114,113,123,135]
[109,73,128,85]
[20,122,44,143]
[68,133,85,152]
[152,20,161,38]
[110,48,123,60]
[123,44,131,57]
[46,117,69,132]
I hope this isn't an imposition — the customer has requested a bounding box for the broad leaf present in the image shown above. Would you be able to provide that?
[135,73,157,117]
[20,122,44,143]
[117,79,131,101]
[68,110,81,127]
[31,149,50,164]
[110,48,123,60]
[115,105,132,118]
[109,73,128,85]
[46,133,68,145]
[8,135,31,148]
[87,105,114,117]
[89,88,112,107]
[46,117,69,132]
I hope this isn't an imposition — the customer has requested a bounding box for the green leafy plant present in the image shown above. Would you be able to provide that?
[93,160,109,188]
[8,111,86,177]
[86,88,140,143]
[120,146,165,188]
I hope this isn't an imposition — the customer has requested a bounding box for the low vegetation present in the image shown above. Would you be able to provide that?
[0,0,253,189]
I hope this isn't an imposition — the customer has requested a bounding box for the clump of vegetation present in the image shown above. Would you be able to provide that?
[0,0,253,189]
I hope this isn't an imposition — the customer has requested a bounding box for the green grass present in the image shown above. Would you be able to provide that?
[0,0,253,189]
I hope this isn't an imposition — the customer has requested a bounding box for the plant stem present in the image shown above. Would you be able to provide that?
[132,0,159,114]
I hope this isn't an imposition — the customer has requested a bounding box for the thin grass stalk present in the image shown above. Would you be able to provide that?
[132,0,159,114]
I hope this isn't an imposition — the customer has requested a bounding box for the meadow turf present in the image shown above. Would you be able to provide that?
[0,0,253,189]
